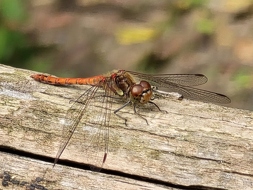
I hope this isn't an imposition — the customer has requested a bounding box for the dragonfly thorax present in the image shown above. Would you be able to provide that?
[111,71,135,98]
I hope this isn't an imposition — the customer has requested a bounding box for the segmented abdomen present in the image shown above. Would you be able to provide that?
[30,74,104,85]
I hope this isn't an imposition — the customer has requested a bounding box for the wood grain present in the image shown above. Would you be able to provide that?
[0,64,252,190]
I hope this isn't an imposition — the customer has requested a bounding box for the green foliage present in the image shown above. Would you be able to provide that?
[0,0,27,23]
[0,0,55,72]
[0,26,27,61]
[176,0,207,9]
[196,17,215,34]
[234,69,253,89]
[0,0,30,65]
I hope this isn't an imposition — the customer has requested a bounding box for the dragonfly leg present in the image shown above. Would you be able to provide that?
[114,100,131,126]
[148,101,167,114]
[133,104,149,125]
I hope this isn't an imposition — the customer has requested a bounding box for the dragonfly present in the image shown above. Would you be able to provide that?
[31,69,231,170]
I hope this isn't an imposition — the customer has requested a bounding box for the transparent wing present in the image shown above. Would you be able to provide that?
[153,84,231,104]
[127,71,208,86]
[127,71,230,104]
[55,85,112,170]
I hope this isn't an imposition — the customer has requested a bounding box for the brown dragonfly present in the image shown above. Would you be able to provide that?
[31,70,230,170]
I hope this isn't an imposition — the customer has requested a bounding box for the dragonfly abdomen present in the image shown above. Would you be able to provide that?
[30,74,104,86]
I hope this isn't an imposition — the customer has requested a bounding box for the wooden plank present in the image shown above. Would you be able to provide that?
[0,64,253,190]
[0,152,172,190]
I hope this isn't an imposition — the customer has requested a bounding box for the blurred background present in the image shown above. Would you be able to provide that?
[0,0,253,110]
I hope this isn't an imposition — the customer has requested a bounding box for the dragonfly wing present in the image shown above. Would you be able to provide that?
[55,85,111,170]
[127,71,230,104]
[80,86,113,171]
[127,71,208,86]
[154,84,231,104]
[54,86,98,166]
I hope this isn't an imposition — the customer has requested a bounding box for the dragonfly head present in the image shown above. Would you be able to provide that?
[130,81,153,104]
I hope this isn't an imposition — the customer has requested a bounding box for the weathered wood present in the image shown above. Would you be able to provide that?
[0,152,172,190]
[0,64,253,190]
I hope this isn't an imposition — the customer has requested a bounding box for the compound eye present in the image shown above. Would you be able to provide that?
[131,84,143,97]
[139,81,151,91]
